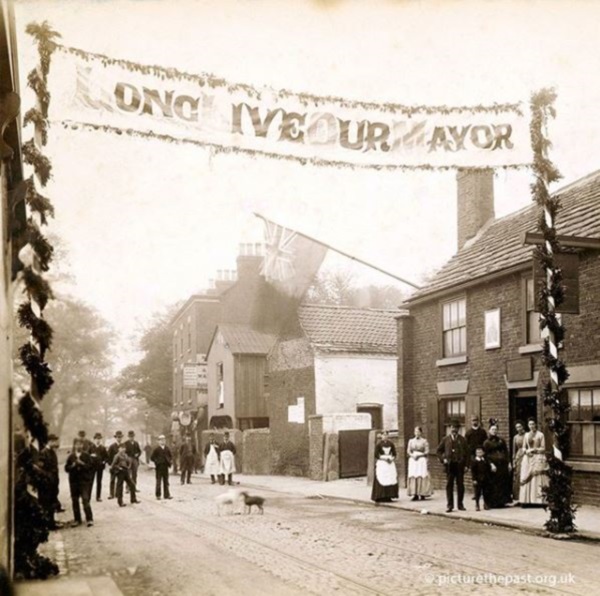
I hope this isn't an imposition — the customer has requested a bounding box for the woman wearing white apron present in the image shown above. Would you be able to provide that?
[218,431,237,486]
[203,434,221,484]
[371,431,399,503]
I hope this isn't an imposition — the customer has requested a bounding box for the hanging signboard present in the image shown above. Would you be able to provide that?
[49,46,532,170]
[183,362,208,390]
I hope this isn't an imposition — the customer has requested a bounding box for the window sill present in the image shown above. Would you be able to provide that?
[518,344,543,355]
[436,355,467,367]
[566,459,600,473]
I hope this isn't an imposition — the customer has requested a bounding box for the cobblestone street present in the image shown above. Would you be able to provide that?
[35,468,599,595]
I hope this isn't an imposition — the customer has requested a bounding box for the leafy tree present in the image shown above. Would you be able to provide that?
[115,303,181,415]
[306,269,406,309]
[36,296,115,439]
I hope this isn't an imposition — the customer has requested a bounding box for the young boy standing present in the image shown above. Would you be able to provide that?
[470,446,491,511]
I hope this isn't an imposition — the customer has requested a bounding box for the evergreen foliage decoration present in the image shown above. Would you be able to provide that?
[12,20,61,580]
[530,88,577,534]
[24,176,55,224]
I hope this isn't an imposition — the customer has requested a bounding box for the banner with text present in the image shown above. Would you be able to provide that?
[51,47,532,170]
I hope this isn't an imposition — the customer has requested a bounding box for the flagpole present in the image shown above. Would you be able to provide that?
[253,212,421,290]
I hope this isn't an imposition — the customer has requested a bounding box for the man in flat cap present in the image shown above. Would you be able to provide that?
[125,430,142,492]
[89,433,109,501]
[107,431,124,500]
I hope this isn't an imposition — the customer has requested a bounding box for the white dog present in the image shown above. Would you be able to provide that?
[215,488,243,516]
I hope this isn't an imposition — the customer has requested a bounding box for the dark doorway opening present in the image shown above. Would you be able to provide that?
[357,404,383,430]
[509,390,537,454]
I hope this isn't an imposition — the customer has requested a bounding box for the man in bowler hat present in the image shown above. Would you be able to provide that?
[39,433,61,528]
[107,431,124,499]
[436,420,469,512]
[125,430,142,491]
[89,433,109,501]
[65,438,94,526]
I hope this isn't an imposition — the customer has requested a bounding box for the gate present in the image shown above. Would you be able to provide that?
[338,429,371,478]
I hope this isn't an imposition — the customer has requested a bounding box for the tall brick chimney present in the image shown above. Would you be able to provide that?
[456,168,495,251]
[236,243,264,279]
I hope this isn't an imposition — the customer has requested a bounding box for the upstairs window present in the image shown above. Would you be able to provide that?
[526,278,542,344]
[442,297,466,357]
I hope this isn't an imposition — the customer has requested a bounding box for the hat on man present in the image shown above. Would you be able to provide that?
[114,430,124,438]
[158,434,165,440]
[128,430,135,437]
[48,433,59,441]
[93,432,102,439]
[78,430,86,437]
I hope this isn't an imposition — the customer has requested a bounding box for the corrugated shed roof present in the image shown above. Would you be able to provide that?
[408,169,600,302]
[297,304,403,353]
[217,325,277,355]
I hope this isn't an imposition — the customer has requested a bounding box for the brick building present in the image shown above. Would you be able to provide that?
[397,169,600,505]
[170,243,267,436]
[269,304,399,476]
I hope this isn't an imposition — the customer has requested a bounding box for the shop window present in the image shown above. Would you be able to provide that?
[568,388,600,458]
[439,397,466,439]
[442,297,466,357]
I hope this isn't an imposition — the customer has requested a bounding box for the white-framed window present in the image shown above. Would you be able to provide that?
[440,397,466,439]
[568,387,600,459]
[442,297,466,357]
[525,277,542,344]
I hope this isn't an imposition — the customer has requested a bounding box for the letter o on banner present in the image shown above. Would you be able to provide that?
[307,112,339,145]
[470,125,494,149]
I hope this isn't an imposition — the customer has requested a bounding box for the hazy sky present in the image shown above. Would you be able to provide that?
[14,0,600,365]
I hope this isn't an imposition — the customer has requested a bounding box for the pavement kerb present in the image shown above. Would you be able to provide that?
[235,477,600,544]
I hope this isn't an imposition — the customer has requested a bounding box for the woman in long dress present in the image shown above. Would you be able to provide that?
[483,421,512,508]
[519,418,549,505]
[406,427,432,501]
[371,431,399,503]
[511,421,526,503]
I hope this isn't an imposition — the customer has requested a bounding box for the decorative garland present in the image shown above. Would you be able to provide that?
[530,88,576,534]
[53,42,524,117]
[60,120,532,173]
[12,20,61,580]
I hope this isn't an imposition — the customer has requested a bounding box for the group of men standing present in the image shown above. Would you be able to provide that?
[435,415,493,513]
[62,429,144,527]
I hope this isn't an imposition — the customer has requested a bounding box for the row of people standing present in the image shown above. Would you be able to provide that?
[370,416,549,511]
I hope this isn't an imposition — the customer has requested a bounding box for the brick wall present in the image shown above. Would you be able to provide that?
[242,428,271,475]
[401,251,600,504]
[269,364,316,476]
[308,416,324,480]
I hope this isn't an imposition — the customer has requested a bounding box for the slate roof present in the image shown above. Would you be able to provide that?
[297,304,402,354]
[214,324,277,355]
[407,169,600,303]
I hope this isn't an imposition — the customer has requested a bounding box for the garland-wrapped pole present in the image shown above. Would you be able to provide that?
[13,21,60,579]
[530,88,576,534]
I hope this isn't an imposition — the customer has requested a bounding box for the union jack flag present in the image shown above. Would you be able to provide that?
[259,218,298,282]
